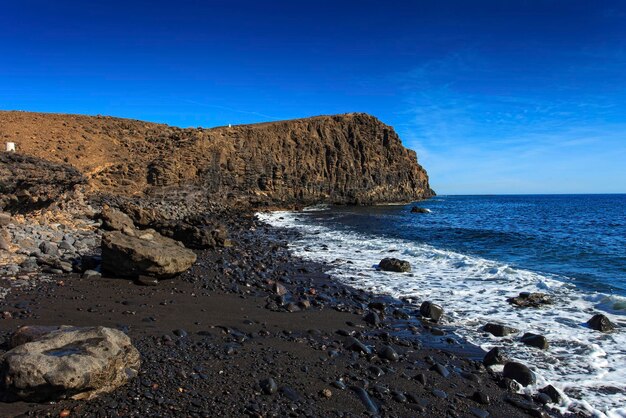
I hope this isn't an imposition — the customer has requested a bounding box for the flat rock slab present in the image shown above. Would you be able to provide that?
[0,326,140,402]
[101,230,197,278]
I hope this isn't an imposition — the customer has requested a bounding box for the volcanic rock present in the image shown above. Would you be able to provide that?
[507,292,552,308]
[420,301,444,322]
[520,333,549,350]
[483,323,518,337]
[410,206,429,213]
[587,314,614,332]
[503,362,535,387]
[379,257,411,273]
[0,326,140,401]
[483,347,507,367]
[0,153,84,212]
[0,112,433,206]
[100,206,135,232]
[101,230,196,278]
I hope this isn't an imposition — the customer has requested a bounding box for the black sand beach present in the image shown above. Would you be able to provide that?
[0,212,566,417]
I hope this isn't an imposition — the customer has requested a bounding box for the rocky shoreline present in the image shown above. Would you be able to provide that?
[0,200,577,417]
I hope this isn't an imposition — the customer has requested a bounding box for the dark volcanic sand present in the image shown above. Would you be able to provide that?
[0,214,564,417]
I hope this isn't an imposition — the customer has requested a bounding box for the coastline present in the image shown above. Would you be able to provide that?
[0,210,568,417]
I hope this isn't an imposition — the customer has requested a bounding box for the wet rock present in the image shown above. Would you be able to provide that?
[420,301,444,322]
[432,389,447,399]
[344,337,372,355]
[101,230,196,278]
[471,391,490,405]
[507,292,551,308]
[414,373,427,385]
[503,362,535,387]
[363,311,380,326]
[378,345,399,362]
[351,386,378,414]
[0,326,140,401]
[259,378,277,395]
[539,384,561,403]
[430,363,450,378]
[482,323,518,337]
[410,206,429,214]
[392,391,407,403]
[587,314,614,332]
[505,396,546,417]
[483,347,506,367]
[520,333,549,350]
[379,257,411,273]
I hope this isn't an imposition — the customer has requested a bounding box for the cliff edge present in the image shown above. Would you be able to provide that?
[0,111,433,206]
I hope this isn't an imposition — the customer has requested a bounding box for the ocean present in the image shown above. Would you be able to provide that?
[258,194,626,418]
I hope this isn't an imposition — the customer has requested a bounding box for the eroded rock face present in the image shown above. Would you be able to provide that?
[0,153,85,212]
[0,326,140,402]
[0,112,433,206]
[101,230,197,278]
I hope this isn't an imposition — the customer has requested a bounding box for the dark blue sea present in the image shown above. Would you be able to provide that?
[260,194,626,416]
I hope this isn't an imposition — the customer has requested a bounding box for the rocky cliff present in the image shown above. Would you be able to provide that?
[0,111,433,206]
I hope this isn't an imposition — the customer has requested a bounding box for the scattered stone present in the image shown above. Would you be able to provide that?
[363,311,380,326]
[471,391,490,405]
[482,323,518,337]
[420,301,444,322]
[539,385,561,403]
[351,386,378,414]
[483,347,507,367]
[503,362,536,387]
[520,332,549,350]
[136,275,158,286]
[587,314,615,332]
[259,378,277,395]
[344,337,372,355]
[378,345,399,362]
[320,388,332,398]
[378,257,411,273]
[432,389,447,399]
[0,326,140,401]
[430,363,450,378]
[507,292,551,308]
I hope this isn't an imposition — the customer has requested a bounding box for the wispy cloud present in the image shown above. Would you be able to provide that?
[392,50,626,194]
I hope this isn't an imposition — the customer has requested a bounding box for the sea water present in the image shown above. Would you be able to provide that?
[258,194,626,417]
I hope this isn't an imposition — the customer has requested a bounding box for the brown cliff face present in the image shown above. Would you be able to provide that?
[0,111,433,206]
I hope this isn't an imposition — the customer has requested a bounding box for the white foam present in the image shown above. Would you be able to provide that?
[258,210,626,418]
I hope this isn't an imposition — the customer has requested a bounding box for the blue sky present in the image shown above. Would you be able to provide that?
[1,0,625,194]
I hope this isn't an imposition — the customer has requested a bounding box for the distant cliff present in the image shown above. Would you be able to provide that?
[0,111,433,206]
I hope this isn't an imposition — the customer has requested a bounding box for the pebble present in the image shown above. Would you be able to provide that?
[260,378,277,395]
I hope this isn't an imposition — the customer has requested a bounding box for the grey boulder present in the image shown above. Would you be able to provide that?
[101,230,196,278]
[0,326,140,401]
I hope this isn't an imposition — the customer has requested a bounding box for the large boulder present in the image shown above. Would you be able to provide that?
[101,230,196,278]
[0,326,140,401]
[420,301,444,322]
[379,257,411,273]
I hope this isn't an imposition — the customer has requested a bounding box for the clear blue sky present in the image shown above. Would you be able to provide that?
[1,0,625,194]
